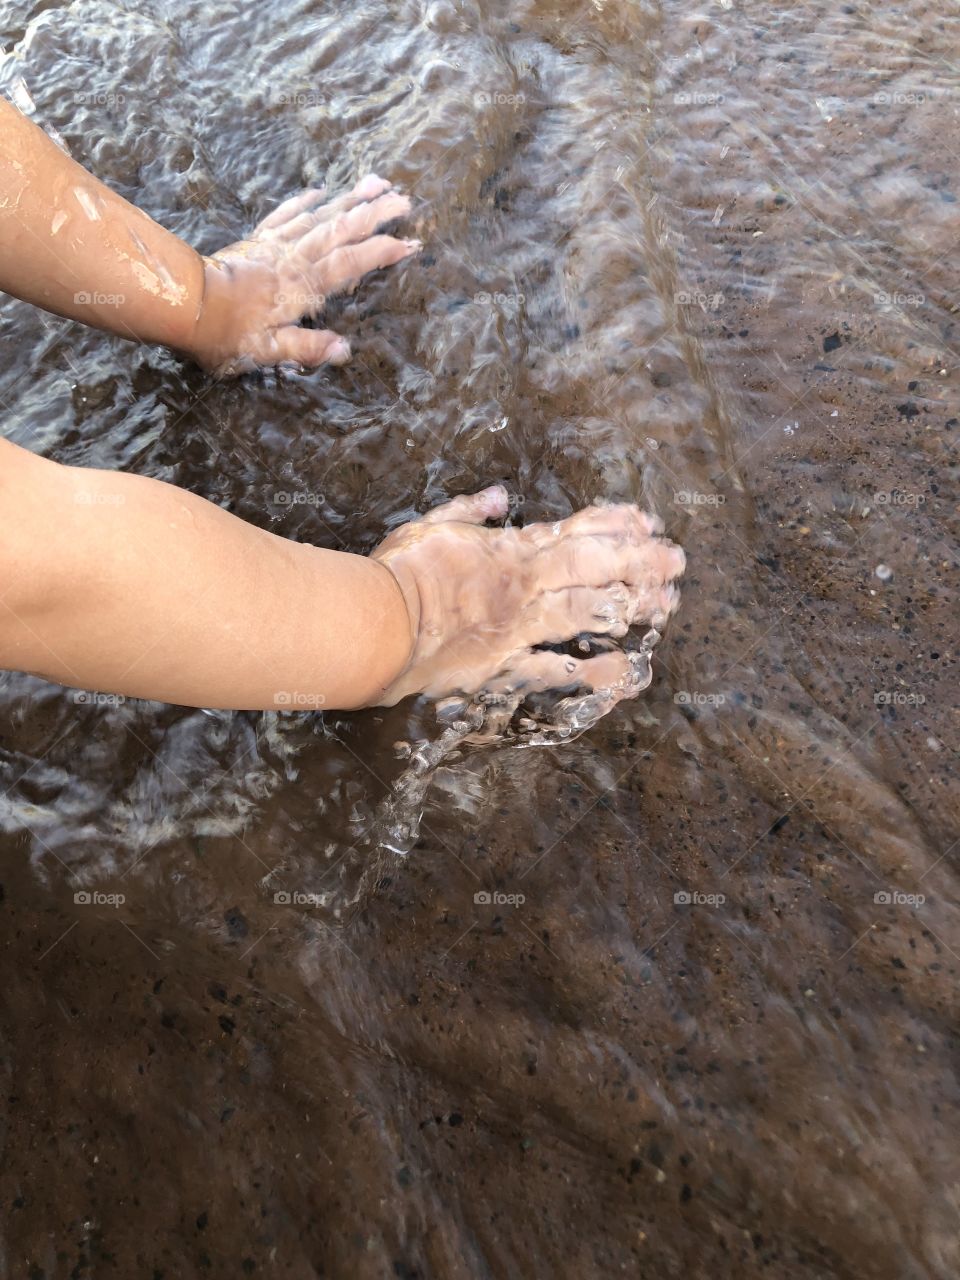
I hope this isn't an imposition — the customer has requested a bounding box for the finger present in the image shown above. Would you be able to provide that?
[330,173,394,211]
[541,580,680,633]
[280,174,397,242]
[419,486,510,526]
[535,532,685,593]
[524,505,663,550]
[299,191,413,257]
[319,235,421,293]
[488,649,639,697]
[645,581,682,629]
[520,583,634,645]
[253,188,326,236]
[271,326,351,368]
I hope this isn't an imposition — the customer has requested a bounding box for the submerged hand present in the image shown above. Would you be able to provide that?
[189,175,419,376]
[371,487,685,708]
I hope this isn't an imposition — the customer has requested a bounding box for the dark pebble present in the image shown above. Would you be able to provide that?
[223,908,248,939]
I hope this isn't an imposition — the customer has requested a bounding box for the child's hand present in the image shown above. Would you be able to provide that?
[189,176,419,376]
[371,487,685,707]
[0,104,419,374]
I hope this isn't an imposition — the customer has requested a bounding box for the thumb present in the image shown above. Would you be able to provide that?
[419,486,510,526]
[273,326,352,368]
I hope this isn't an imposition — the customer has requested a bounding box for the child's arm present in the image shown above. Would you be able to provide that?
[0,441,684,712]
[0,99,418,375]
[0,440,412,709]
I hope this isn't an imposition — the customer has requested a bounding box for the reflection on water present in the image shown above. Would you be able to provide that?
[0,0,958,1276]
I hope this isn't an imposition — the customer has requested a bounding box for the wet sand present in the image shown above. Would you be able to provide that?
[0,0,958,1276]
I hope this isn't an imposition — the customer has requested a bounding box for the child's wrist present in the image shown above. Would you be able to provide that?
[184,256,239,372]
[363,558,418,705]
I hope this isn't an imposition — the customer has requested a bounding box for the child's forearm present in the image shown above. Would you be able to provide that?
[0,99,204,352]
[0,99,418,374]
[0,442,413,710]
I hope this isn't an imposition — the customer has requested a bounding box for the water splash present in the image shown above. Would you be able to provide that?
[371,628,662,858]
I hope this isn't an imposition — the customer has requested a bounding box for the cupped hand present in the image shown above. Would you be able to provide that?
[371,487,685,708]
[189,175,419,376]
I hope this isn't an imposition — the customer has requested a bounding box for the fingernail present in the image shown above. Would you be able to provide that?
[479,484,509,514]
[404,239,423,254]
[331,338,351,363]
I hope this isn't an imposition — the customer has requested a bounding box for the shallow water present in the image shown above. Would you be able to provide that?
[0,0,958,1276]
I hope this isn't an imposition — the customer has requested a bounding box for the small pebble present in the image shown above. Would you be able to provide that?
[875,564,893,581]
